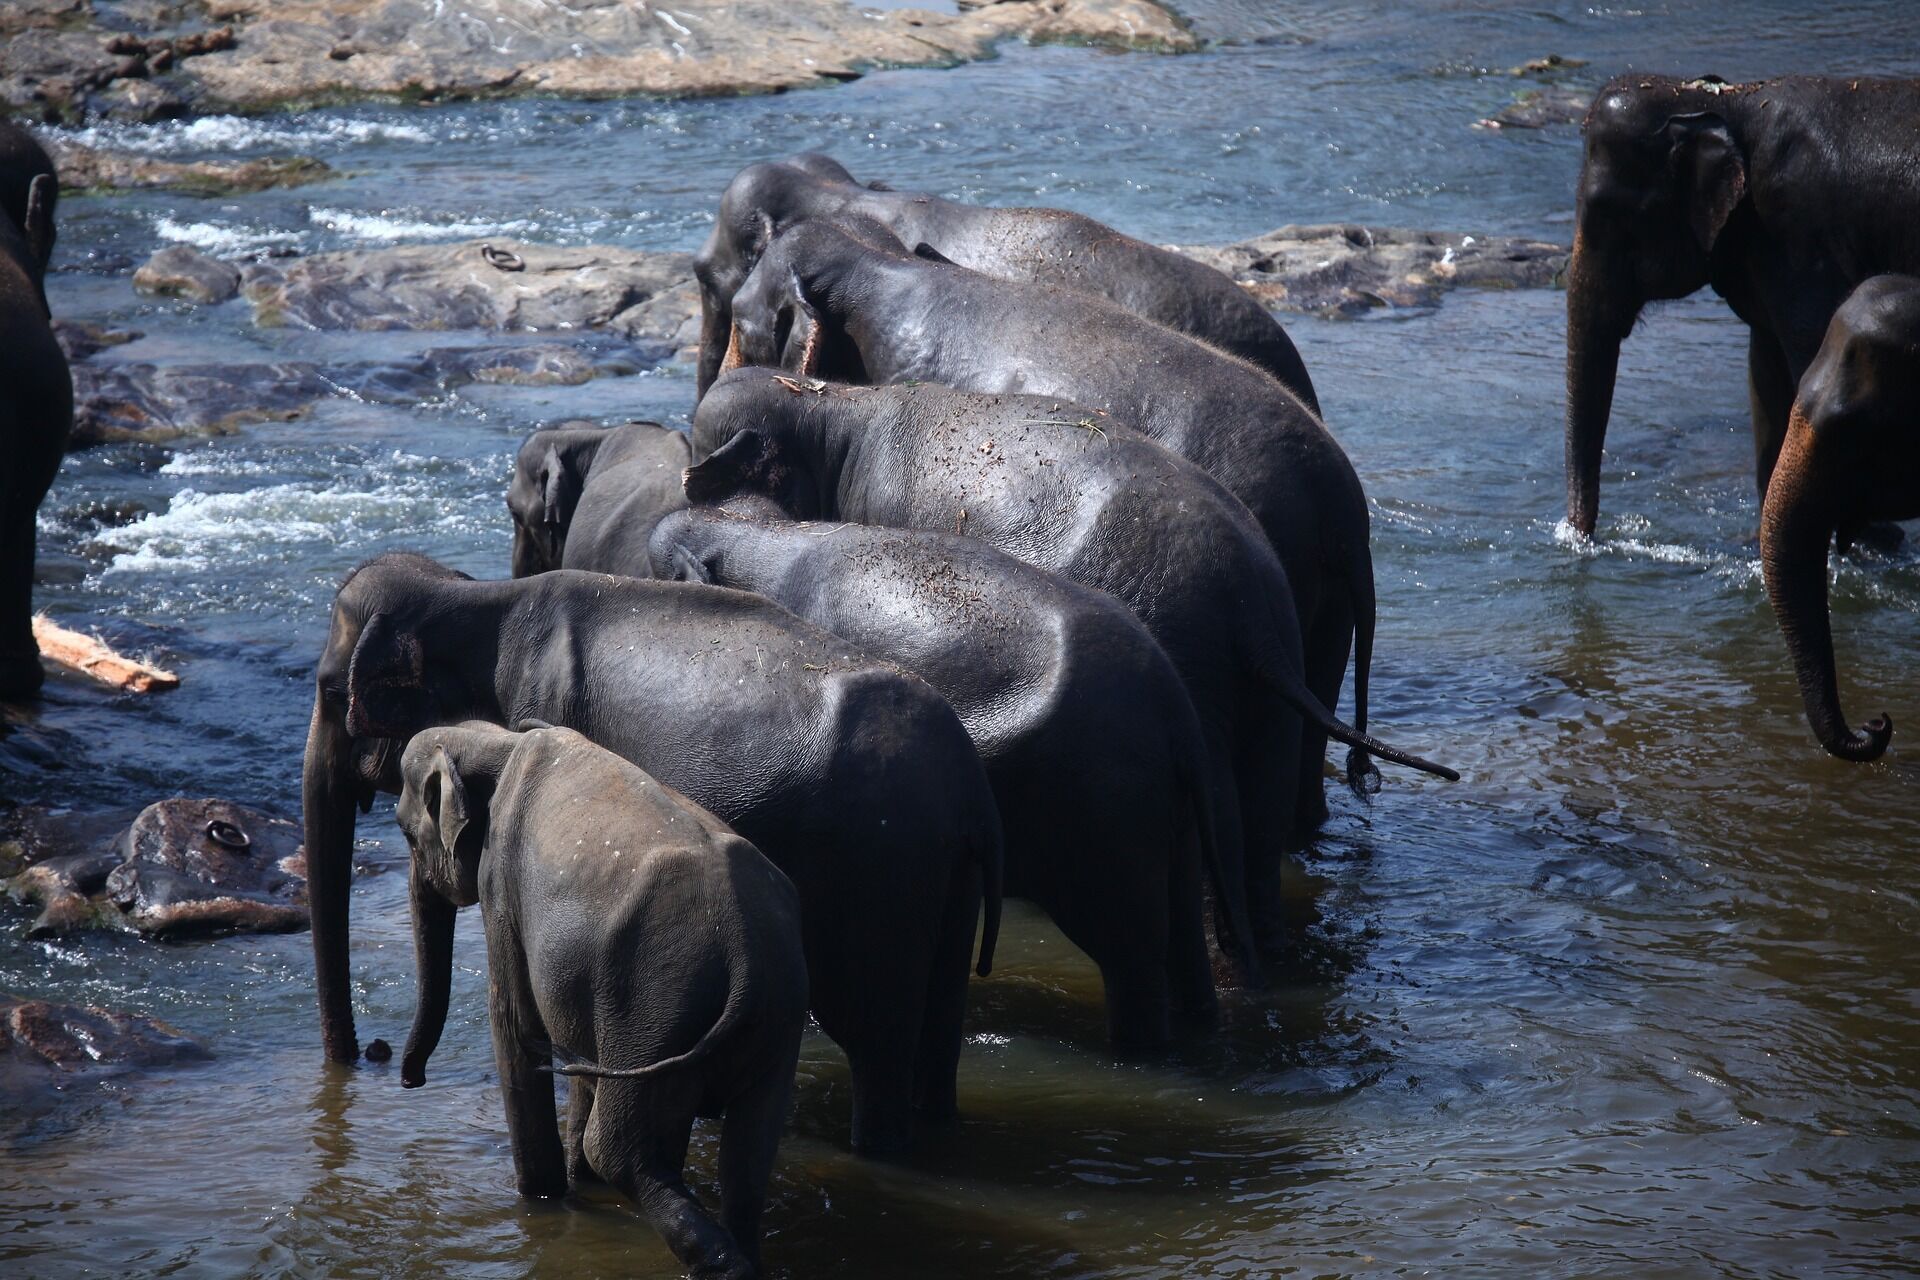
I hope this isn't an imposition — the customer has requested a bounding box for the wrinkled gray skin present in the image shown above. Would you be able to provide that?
[3,798,307,938]
[692,153,1318,412]
[1565,75,1920,538]
[302,553,1001,1156]
[397,724,805,1280]
[507,420,690,578]
[0,122,69,699]
[1761,275,1920,762]
[686,371,1455,953]
[723,220,1372,836]
[649,507,1260,1042]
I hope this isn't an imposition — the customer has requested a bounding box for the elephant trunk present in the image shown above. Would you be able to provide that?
[1760,411,1894,761]
[695,291,728,402]
[401,859,457,1088]
[302,700,363,1063]
[1564,235,1632,538]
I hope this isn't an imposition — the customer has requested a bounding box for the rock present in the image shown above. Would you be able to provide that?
[0,0,92,36]
[52,318,139,362]
[64,333,659,448]
[1177,224,1569,317]
[66,0,1189,119]
[610,278,703,354]
[1475,86,1589,130]
[133,245,243,304]
[49,140,330,195]
[240,239,694,332]
[1,798,307,938]
[1509,53,1587,77]
[0,991,209,1108]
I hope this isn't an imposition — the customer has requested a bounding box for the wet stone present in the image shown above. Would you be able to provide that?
[0,992,209,1107]
[50,140,331,195]
[133,245,243,304]
[1475,86,1590,130]
[1,797,308,938]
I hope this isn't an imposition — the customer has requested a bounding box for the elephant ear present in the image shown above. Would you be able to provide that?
[344,610,427,739]
[1665,112,1746,253]
[423,745,473,860]
[669,544,714,584]
[24,173,55,275]
[684,428,776,503]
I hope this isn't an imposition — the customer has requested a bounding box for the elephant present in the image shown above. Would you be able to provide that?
[396,722,806,1280]
[648,505,1258,1043]
[1564,74,1920,538]
[303,553,1002,1155]
[507,419,689,577]
[692,153,1318,412]
[0,124,68,700]
[685,370,1455,953]
[1761,275,1920,762]
[720,218,1375,835]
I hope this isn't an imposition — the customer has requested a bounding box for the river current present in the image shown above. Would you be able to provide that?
[4,2,1919,1275]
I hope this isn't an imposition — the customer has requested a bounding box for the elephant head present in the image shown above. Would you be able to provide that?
[302,554,490,1062]
[395,723,516,1087]
[1564,78,1752,535]
[692,155,864,399]
[0,122,57,279]
[506,427,605,577]
[720,219,911,385]
[1759,276,1920,761]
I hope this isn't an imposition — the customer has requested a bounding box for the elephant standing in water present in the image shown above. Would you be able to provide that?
[649,506,1258,1040]
[693,154,1318,411]
[0,122,67,699]
[303,554,1001,1155]
[506,420,689,577]
[1564,74,1920,538]
[1762,276,1920,762]
[721,220,1373,836]
[397,723,806,1280]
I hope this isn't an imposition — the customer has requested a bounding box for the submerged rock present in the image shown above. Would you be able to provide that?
[1475,86,1589,130]
[133,245,242,304]
[1179,224,1569,317]
[2,798,308,938]
[0,992,209,1105]
[49,139,330,195]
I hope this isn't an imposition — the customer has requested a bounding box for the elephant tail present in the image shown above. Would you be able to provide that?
[1247,606,1459,784]
[972,802,1003,979]
[539,961,752,1080]
[1344,541,1383,796]
[1177,739,1261,986]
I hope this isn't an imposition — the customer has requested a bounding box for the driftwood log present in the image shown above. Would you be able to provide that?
[32,616,178,692]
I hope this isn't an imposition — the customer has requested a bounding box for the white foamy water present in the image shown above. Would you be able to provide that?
[307,207,538,243]
[66,114,434,156]
[154,216,306,255]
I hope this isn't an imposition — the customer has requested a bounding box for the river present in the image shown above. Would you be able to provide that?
[4,1,1919,1275]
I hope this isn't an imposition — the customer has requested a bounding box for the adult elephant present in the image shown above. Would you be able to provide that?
[650,505,1255,1042]
[722,219,1372,835]
[0,123,67,700]
[1564,74,1920,538]
[683,370,1456,952]
[1761,275,1920,762]
[506,420,689,577]
[693,154,1319,412]
[302,554,1002,1156]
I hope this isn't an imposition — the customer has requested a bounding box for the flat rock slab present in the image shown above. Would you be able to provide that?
[4,0,1191,120]
[1475,86,1590,130]
[49,139,331,195]
[1,992,209,1107]
[1179,224,1569,317]
[1,798,308,938]
[134,244,244,304]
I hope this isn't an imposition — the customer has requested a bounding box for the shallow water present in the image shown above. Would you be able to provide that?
[6,1,1920,1275]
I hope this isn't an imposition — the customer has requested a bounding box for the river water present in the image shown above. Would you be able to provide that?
[4,2,1919,1275]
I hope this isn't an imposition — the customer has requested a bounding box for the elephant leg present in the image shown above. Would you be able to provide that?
[1165,814,1218,1029]
[1036,862,1173,1052]
[718,1036,801,1273]
[564,1076,597,1184]
[1749,329,1796,506]
[483,919,569,1199]
[803,891,923,1156]
[913,858,978,1123]
[1237,708,1304,956]
[0,481,45,697]
[1199,723,1248,957]
[588,1080,751,1280]
[1294,589,1356,845]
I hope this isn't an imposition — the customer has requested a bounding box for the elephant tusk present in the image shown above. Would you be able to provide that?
[719,322,746,374]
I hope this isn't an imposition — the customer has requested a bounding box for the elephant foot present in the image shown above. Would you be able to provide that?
[0,651,45,700]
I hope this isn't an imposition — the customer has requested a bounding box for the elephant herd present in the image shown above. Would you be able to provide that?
[3,71,1920,1277]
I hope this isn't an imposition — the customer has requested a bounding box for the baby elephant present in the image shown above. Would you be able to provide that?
[1761,275,1920,762]
[397,722,806,1280]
